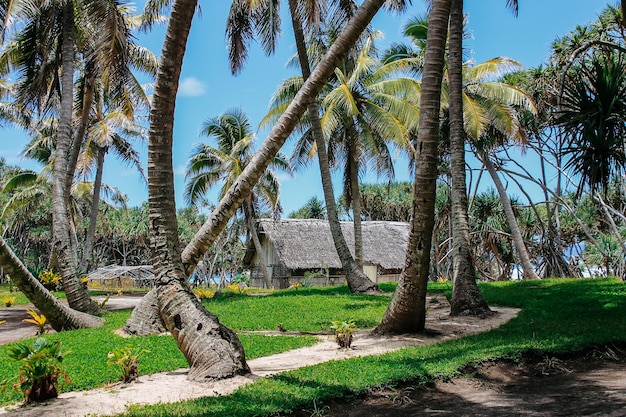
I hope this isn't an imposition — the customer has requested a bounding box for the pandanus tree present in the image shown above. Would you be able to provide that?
[129,0,393,380]
[184,108,290,289]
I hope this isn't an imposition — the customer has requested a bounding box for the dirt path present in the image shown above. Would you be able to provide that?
[0,297,520,417]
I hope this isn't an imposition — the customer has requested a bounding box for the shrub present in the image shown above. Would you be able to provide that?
[23,310,47,335]
[38,270,62,291]
[227,283,246,294]
[193,288,216,300]
[330,320,357,349]
[3,295,16,307]
[107,345,148,383]
[2,337,69,403]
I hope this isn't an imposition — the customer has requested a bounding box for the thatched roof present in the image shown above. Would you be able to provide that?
[87,265,154,287]
[247,219,409,270]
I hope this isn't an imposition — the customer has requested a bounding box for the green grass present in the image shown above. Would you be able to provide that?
[1,278,625,415]
[115,277,626,417]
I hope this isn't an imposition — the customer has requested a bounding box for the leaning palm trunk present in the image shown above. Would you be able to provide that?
[0,236,103,330]
[448,0,490,316]
[375,0,451,334]
[180,0,388,287]
[54,3,102,315]
[480,151,539,280]
[286,0,378,293]
[126,0,389,337]
[147,0,249,381]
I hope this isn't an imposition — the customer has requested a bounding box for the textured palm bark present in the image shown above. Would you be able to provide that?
[148,0,249,380]
[180,0,386,293]
[375,0,451,334]
[0,236,103,330]
[80,145,105,273]
[54,3,102,315]
[448,0,491,316]
[126,0,388,337]
[243,201,273,288]
[480,151,539,280]
[349,141,364,270]
[287,0,377,293]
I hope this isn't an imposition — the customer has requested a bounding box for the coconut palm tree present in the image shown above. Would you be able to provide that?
[227,0,391,293]
[127,1,393,374]
[375,0,452,334]
[184,108,289,289]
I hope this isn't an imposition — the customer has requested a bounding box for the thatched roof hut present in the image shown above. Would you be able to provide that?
[87,265,154,288]
[244,219,409,287]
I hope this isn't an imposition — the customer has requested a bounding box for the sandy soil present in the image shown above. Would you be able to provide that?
[0,296,520,417]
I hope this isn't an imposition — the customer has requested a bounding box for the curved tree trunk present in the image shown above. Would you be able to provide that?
[55,3,102,315]
[480,151,539,280]
[375,0,451,334]
[148,0,249,381]
[127,0,388,337]
[80,145,105,273]
[287,0,376,292]
[0,236,103,330]
[180,0,387,288]
[448,0,491,316]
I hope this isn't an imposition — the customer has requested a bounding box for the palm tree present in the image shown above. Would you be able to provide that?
[227,0,386,293]
[184,108,289,289]
[127,0,394,366]
[375,0,452,334]
[447,0,490,315]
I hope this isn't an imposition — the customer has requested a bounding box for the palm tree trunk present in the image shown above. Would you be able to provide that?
[54,2,102,315]
[0,236,103,330]
[448,0,490,316]
[375,0,451,334]
[180,0,389,289]
[243,201,273,288]
[480,151,539,280]
[349,140,364,270]
[80,145,105,273]
[148,0,249,381]
[286,0,376,292]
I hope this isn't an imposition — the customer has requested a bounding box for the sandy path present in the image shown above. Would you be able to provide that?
[0,299,519,417]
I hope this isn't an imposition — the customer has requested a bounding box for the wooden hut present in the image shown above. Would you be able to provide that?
[243,219,409,288]
[87,265,154,289]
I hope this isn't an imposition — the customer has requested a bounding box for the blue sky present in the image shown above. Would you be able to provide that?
[0,1,611,215]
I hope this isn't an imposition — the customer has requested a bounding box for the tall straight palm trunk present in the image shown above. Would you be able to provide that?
[286,0,378,293]
[480,151,539,280]
[243,200,273,288]
[375,0,451,334]
[448,0,491,316]
[148,0,249,381]
[54,2,102,315]
[0,236,103,330]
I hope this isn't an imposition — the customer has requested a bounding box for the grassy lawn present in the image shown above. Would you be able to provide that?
[1,278,625,416]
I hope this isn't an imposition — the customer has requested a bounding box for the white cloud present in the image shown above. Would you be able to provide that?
[178,77,206,97]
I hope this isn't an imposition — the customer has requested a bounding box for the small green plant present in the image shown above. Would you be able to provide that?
[193,287,216,300]
[227,283,246,294]
[2,337,69,403]
[38,270,62,291]
[330,320,357,349]
[107,345,148,383]
[306,398,330,417]
[97,295,111,308]
[3,295,16,307]
[23,310,47,335]
[289,281,302,290]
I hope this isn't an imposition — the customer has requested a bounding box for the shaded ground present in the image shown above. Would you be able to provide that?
[290,344,626,417]
[1,296,625,416]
